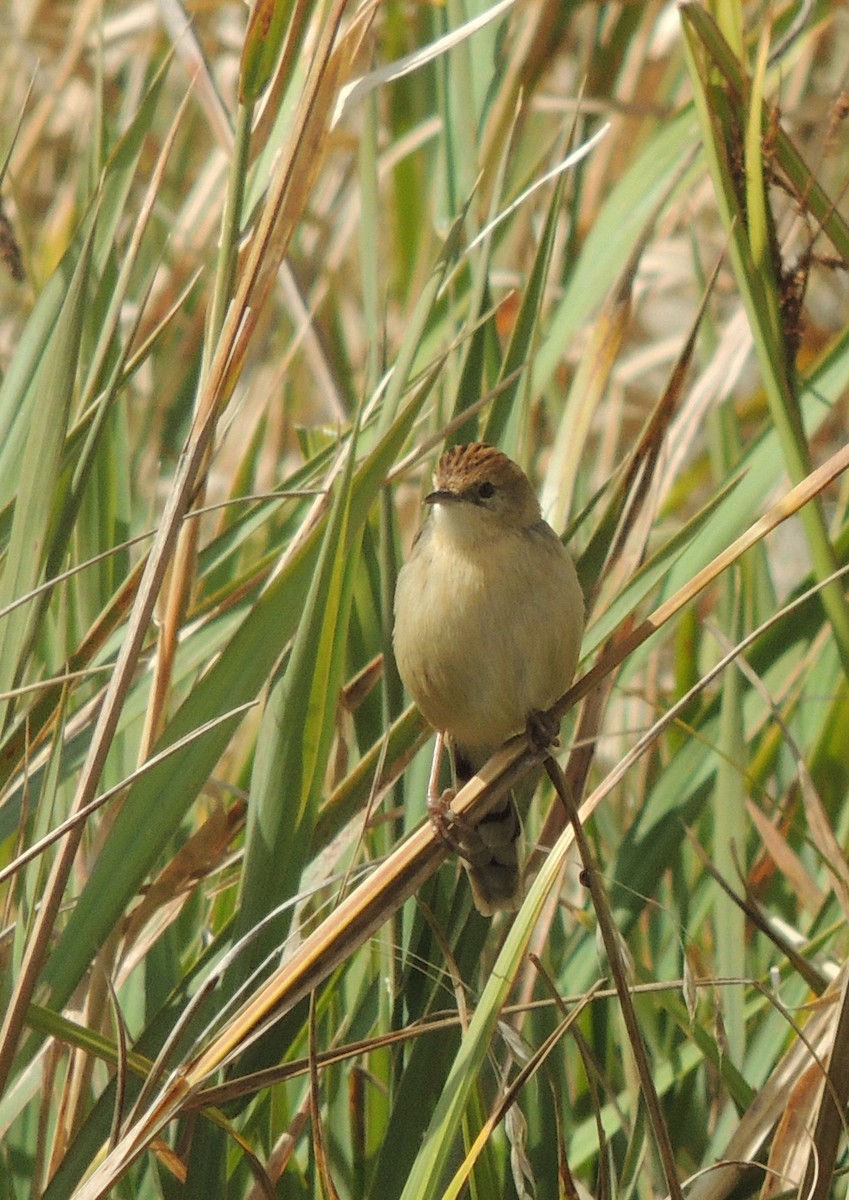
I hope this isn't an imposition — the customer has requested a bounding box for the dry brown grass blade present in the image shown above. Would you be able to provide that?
[0,162,196,786]
[77,460,847,1190]
[309,993,341,1200]
[140,0,361,756]
[744,798,825,915]
[158,0,234,151]
[9,0,102,183]
[527,652,611,899]
[528,265,727,898]
[445,981,603,1195]
[544,225,635,532]
[74,436,849,1196]
[54,95,204,1132]
[604,253,726,586]
[139,513,201,758]
[116,800,246,986]
[72,822,453,1197]
[0,552,145,786]
[0,200,224,1111]
[189,1013,464,1110]
[0,0,358,1103]
[722,634,849,922]
[560,435,849,729]
[209,0,358,413]
[140,79,329,755]
[0,429,220,1093]
[762,1059,824,1199]
[545,753,684,1200]
[0,703,255,892]
[800,966,849,1200]
[684,828,828,997]
[685,968,846,1200]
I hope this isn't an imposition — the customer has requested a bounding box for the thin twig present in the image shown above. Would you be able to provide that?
[543,754,684,1200]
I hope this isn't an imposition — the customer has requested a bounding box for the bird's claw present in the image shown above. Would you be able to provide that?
[427,788,477,864]
[526,708,560,756]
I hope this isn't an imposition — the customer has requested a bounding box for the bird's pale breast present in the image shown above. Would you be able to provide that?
[393,519,582,767]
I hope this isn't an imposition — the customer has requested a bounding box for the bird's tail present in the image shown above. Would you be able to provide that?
[461,792,523,916]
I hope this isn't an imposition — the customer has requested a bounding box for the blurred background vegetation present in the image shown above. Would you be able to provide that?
[1,0,849,1196]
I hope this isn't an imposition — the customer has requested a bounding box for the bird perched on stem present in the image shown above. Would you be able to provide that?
[393,443,584,915]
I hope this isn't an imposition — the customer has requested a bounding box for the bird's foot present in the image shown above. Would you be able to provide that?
[427,788,478,864]
[526,708,560,756]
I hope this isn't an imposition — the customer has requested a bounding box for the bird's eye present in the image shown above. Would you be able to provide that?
[477,481,496,500]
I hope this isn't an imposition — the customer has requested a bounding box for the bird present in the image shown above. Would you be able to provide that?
[393,442,584,915]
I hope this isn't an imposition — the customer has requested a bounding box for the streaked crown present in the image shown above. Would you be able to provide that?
[428,443,542,529]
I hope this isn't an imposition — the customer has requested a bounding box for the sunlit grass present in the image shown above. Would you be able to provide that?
[1,1,849,1197]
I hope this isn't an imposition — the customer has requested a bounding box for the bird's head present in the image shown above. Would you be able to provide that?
[425,443,542,534]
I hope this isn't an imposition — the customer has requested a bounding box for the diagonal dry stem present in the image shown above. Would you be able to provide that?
[71,435,849,1197]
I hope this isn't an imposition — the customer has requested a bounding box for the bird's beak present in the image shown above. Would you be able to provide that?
[424,488,462,506]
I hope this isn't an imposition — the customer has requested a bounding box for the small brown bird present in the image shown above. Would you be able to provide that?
[393,443,584,914]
